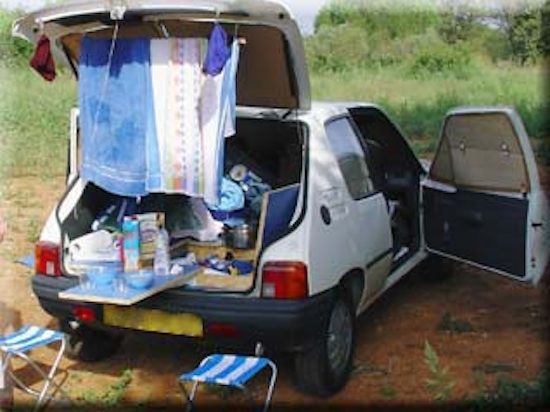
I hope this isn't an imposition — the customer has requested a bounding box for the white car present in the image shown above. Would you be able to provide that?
[15,0,550,396]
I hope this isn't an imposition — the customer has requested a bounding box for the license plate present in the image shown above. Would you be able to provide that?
[103,305,203,337]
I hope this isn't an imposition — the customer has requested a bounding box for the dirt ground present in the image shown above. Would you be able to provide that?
[0,172,549,410]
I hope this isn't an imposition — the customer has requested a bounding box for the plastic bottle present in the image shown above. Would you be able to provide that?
[154,226,170,276]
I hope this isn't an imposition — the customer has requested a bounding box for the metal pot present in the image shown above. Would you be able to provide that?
[224,224,257,249]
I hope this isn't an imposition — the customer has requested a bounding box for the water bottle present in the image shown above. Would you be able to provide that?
[154,226,170,276]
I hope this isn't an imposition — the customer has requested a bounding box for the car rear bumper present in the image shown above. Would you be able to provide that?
[32,275,333,352]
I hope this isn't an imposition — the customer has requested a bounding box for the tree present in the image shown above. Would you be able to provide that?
[438,2,479,44]
[501,4,542,65]
[540,0,550,58]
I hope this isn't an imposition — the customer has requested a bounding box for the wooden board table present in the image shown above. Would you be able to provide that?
[58,265,199,306]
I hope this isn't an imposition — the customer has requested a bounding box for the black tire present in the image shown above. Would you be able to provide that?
[294,294,355,397]
[59,319,122,362]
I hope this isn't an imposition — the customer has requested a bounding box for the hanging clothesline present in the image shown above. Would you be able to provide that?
[78,23,240,206]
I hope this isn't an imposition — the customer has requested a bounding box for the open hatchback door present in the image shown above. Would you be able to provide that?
[423,107,550,283]
[13,0,310,110]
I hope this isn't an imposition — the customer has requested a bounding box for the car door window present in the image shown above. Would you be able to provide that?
[325,117,374,200]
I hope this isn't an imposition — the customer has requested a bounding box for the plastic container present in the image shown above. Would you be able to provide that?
[125,269,155,289]
[154,227,170,276]
[87,265,116,286]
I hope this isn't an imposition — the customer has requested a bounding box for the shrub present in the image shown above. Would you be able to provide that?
[315,1,441,39]
[305,24,371,73]
[409,43,473,78]
[424,341,455,402]
[0,9,33,66]
[504,5,543,66]
[437,311,474,333]
[471,369,550,408]
[539,139,550,166]
[472,27,512,63]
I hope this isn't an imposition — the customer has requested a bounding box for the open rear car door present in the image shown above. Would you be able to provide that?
[12,0,311,110]
[423,107,550,283]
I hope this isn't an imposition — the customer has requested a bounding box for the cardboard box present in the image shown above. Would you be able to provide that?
[137,212,165,268]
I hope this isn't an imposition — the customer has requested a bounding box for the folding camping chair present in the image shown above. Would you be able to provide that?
[0,325,67,411]
[179,354,277,412]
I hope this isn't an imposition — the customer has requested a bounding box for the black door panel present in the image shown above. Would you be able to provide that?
[424,187,528,277]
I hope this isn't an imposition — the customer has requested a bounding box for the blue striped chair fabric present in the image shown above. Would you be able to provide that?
[179,354,270,388]
[0,326,65,354]
[1,325,67,411]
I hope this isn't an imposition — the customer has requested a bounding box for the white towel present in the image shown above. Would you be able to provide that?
[150,38,205,196]
[200,41,240,205]
[149,38,240,204]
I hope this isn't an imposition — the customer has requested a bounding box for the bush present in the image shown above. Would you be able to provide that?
[471,369,550,408]
[0,9,33,66]
[478,28,512,63]
[314,2,359,31]
[504,6,543,66]
[305,24,371,73]
[409,43,473,78]
[315,1,441,39]
[539,139,550,166]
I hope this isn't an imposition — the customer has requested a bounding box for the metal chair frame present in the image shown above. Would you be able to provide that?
[1,329,67,412]
[179,355,277,412]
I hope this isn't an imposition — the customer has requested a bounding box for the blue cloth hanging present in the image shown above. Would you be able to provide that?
[79,37,159,197]
[203,23,231,76]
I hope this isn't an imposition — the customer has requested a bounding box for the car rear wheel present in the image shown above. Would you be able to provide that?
[59,319,122,362]
[294,294,355,397]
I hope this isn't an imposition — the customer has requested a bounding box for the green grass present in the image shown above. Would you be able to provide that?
[0,65,76,178]
[380,384,397,400]
[437,311,474,333]
[0,56,545,179]
[424,340,455,402]
[74,368,133,407]
[311,61,547,154]
[470,368,550,409]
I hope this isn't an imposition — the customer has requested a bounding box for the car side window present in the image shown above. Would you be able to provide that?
[325,117,375,200]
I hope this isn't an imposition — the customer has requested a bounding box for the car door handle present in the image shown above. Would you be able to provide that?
[532,222,543,228]
[320,205,332,225]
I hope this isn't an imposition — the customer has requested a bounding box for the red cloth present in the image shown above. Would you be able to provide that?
[30,35,56,81]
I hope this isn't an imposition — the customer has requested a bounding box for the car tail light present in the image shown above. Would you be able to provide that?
[261,261,308,299]
[72,306,96,323]
[206,323,241,338]
[35,241,61,277]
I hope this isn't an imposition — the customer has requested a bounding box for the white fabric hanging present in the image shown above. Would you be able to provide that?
[149,38,205,196]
